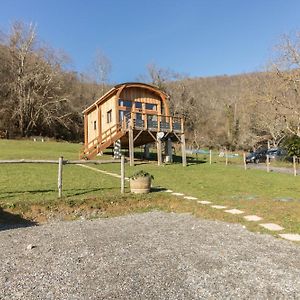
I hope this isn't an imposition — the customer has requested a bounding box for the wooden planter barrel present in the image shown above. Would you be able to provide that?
[130,176,151,194]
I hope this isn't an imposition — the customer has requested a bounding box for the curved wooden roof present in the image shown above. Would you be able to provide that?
[83,82,169,114]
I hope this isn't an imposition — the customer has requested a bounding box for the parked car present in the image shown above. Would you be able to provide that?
[245,149,268,164]
[266,148,287,161]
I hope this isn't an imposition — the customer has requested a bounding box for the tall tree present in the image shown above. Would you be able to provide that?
[91,49,111,95]
[2,21,80,138]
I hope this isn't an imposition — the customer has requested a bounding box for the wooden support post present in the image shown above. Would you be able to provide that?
[129,126,134,167]
[121,155,125,193]
[181,118,184,133]
[158,115,161,132]
[209,149,212,165]
[157,139,162,166]
[58,156,63,198]
[243,152,247,170]
[225,149,228,166]
[293,156,297,177]
[266,155,270,173]
[181,134,187,167]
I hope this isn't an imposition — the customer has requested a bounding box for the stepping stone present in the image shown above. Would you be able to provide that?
[259,223,284,231]
[224,209,244,215]
[211,205,227,209]
[184,196,198,200]
[164,190,173,193]
[197,200,211,204]
[279,234,300,242]
[244,215,262,221]
[172,192,185,196]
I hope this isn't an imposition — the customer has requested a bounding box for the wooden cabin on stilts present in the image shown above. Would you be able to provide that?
[80,82,186,166]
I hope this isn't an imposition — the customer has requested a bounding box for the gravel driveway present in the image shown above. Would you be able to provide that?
[0,211,299,299]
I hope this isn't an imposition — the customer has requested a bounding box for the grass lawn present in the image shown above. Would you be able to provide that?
[0,139,299,237]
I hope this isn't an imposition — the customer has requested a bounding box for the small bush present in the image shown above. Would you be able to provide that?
[130,170,154,180]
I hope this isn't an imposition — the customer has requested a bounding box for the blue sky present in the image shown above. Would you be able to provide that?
[1,0,300,83]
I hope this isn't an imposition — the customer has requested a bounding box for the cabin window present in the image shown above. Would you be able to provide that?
[119,99,132,108]
[107,110,112,123]
[135,113,143,121]
[93,121,97,130]
[147,114,157,122]
[146,103,157,110]
[135,101,142,109]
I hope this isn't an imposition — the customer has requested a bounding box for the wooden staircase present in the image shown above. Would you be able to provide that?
[80,124,125,160]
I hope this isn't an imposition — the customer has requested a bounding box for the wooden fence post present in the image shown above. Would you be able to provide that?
[128,125,134,167]
[243,152,247,170]
[58,156,63,198]
[266,155,270,173]
[121,155,125,193]
[209,150,212,165]
[293,156,297,177]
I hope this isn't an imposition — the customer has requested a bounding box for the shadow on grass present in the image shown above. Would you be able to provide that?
[0,189,56,199]
[150,187,167,193]
[0,187,118,200]
[66,187,116,196]
[0,207,37,231]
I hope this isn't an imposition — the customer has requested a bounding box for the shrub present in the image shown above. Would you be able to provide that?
[130,170,154,180]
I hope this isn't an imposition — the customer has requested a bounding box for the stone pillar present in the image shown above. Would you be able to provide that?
[164,138,173,163]
[113,139,121,159]
[144,144,150,159]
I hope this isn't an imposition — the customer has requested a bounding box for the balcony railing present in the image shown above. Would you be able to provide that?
[122,112,183,133]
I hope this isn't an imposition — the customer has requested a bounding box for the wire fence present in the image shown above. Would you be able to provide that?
[186,149,298,176]
[0,157,126,198]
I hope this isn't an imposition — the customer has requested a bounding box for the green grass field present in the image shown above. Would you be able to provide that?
[0,139,299,236]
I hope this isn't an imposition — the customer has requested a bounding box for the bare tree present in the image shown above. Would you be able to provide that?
[268,32,300,137]
[91,49,111,95]
[3,21,78,137]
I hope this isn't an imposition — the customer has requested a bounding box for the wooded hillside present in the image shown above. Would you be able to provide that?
[1,22,300,150]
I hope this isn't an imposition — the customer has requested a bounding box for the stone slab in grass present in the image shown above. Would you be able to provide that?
[164,190,173,193]
[231,195,256,201]
[244,215,263,221]
[197,200,211,204]
[279,234,300,242]
[211,205,227,209]
[172,192,184,196]
[183,196,198,200]
[259,223,284,231]
[225,209,244,215]
[273,197,294,202]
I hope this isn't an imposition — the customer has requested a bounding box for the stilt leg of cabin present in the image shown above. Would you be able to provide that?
[165,138,173,163]
[181,134,187,167]
[129,127,134,166]
[157,139,162,166]
[144,144,150,159]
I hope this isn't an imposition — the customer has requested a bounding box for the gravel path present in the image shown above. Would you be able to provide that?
[0,211,299,299]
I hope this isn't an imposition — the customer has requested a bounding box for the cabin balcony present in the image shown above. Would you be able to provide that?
[121,112,184,134]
